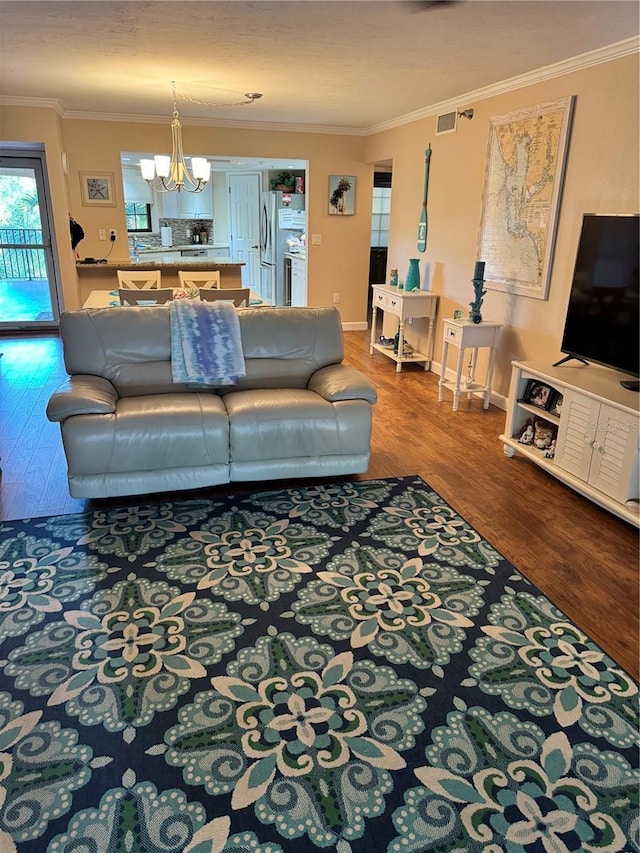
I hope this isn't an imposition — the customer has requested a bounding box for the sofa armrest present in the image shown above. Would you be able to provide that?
[308,364,378,404]
[46,375,118,422]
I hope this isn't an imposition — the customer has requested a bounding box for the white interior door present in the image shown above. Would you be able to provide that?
[229,173,260,290]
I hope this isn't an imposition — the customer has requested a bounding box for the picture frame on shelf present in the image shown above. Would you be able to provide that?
[80,171,116,207]
[549,391,564,417]
[517,418,535,445]
[328,176,355,215]
[523,379,554,409]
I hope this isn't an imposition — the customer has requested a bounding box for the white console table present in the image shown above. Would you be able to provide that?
[438,319,502,411]
[501,360,640,527]
[369,285,438,372]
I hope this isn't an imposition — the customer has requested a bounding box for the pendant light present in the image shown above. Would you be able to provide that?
[140,82,262,194]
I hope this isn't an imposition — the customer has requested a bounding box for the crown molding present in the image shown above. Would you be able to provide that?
[0,95,64,115]
[59,110,364,136]
[366,36,640,135]
[1,37,637,137]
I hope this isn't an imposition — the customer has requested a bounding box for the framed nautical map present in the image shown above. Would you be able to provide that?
[477,96,575,300]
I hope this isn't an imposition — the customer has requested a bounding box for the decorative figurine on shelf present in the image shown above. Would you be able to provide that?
[469,260,486,324]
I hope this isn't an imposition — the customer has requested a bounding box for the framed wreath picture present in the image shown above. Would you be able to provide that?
[328,176,355,215]
[80,172,117,207]
[523,380,554,410]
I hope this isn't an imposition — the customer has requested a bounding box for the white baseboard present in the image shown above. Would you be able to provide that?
[342,321,368,331]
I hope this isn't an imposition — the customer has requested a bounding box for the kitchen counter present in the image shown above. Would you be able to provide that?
[77,257,244,269]
[284,252,306,261]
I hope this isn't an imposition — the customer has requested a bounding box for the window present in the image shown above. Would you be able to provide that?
[125,202,151,232]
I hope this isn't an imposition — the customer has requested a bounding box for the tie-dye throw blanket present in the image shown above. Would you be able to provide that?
[170,298,246,386]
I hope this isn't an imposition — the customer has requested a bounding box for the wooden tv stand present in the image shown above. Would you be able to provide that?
[500,360,639,526]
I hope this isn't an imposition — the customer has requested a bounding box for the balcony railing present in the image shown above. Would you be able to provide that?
[0,227,47,279]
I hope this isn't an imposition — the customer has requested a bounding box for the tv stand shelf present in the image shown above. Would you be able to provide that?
[501,360,639,527]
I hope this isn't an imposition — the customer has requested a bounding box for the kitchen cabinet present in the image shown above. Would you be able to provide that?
[159,182,213,219]
[290,256,306,306]
[501,360,639,526]
[180,183,213,218]
[207,247,230,259]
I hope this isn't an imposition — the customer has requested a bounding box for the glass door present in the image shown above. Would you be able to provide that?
[0,154,60,329]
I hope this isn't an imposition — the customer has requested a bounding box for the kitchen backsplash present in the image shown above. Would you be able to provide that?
[129,219,214,250]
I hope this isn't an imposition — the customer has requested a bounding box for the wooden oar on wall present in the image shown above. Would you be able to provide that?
[417,144,432,253]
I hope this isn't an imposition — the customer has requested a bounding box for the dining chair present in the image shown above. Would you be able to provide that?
[199,287,250,307]
[117,270,161,290]
[178,270,221,289]
[118,288,174,306]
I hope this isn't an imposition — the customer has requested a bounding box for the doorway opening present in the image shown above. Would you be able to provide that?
[368,167,392,322]
[0,150,61,330]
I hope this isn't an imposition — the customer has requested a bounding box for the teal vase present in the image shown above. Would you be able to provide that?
[405,258,421,291]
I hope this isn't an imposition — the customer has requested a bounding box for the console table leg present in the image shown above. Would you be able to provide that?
[396,321,405,373]
[485,344,499,409]
[453,346,465,411]
[424,317,435,371]
[369,305,378,354]
[438,339,448,401]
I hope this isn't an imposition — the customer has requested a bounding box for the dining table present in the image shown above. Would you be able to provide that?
[81,289,269,309]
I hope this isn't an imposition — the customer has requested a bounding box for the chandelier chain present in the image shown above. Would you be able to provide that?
[172,81,262,109]
[180,93,261,108]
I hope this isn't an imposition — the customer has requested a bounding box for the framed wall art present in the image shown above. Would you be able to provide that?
[477,96,575,300]
[328,176,355,215]
[80,171,117,207]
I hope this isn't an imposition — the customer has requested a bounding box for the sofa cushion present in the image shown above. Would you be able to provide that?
[61,393,229,475]
[224,389,372,462]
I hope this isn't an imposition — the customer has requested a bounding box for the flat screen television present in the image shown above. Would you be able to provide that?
[557,213,639,387]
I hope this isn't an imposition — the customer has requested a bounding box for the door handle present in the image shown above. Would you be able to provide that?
[251,245,258,249]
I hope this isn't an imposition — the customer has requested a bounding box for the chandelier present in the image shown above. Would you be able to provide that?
[140,82,263,194]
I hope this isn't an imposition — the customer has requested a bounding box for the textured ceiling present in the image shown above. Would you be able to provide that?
[0,1,638,132]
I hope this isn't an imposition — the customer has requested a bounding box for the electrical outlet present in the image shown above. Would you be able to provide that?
[333,293,340,303]
[109,229,117,241]
[98,229,106,241]
[311,234,321,245]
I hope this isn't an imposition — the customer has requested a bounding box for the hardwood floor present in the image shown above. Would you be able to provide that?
[0,330,638,678]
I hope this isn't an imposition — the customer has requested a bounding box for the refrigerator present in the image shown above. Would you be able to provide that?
[260,191,305,305]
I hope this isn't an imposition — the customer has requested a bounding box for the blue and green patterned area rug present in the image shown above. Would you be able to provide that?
[0,476,637,853]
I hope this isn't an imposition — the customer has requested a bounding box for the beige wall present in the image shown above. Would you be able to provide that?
[0,105,81,309]
[365,52,639,396]
[1,51,638,397]
[1,108,373,323]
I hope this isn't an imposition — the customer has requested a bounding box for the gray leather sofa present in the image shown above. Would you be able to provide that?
[47,305,378,499]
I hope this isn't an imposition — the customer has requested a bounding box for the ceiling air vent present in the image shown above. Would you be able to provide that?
[436,111,457,135]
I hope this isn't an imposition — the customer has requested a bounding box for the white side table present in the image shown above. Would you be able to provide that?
[438,319,502,411]
[369,285,438,373]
